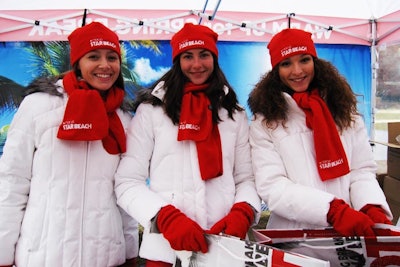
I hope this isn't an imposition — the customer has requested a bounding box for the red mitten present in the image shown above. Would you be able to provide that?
[157,205,208,253]
[207,202,254,239]
[361,204,393,225]
[327,199,376,237]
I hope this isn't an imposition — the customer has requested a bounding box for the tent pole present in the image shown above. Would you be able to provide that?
[287,13,295,28]
[210,0,222,21]
[370,18,378,143]
[82,9,87,26]
[198,0,209,24]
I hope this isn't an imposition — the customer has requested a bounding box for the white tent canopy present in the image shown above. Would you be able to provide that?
[2,0,400,45]
[2,0,400,19]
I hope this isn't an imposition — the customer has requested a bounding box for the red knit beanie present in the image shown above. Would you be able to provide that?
[171,23,218,61]
[267,28,317,68]
[68,22,121,66]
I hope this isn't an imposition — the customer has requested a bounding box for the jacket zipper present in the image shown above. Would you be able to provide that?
[79,141,90,267]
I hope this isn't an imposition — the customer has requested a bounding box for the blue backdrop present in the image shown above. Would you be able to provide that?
[217,42,372,125]
[0,41,371,154]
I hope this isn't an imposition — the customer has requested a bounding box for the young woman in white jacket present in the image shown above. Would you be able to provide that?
[0,22,138,267]
[115,23,261,267]
[248,28,392,236]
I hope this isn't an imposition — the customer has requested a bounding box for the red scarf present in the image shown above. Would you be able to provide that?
[57,71,126,154]
[177,82,223,180]
[292,89,350,181]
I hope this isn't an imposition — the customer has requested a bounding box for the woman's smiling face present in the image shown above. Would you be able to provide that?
[278,54,315,93]
[78,49,120,91]
[179,48,214,85]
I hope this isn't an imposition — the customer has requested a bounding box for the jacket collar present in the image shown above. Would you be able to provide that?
[151,81,229,101]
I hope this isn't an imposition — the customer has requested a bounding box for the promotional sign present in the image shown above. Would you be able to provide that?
[176,234,330,267]
[253,226,400,266]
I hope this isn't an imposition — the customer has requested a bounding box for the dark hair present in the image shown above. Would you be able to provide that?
[133,54,243,124]
[248,57,359,131]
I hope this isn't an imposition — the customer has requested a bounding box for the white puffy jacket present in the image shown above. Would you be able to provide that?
[115,84,261,264]
[0,79,139,267]
[249,92,392,229]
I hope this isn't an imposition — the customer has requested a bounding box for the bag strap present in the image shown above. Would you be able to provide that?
[298,238,360,250]
[215,237,268,263]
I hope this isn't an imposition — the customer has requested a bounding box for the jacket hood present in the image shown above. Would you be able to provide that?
[24,76,63,97]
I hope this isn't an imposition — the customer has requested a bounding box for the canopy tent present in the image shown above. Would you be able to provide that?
[2,0,400,45]
[1,0,400,140]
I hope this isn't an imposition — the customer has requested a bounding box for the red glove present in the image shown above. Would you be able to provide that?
[157,205,208,253]
[361,204,393,225]
[117,257,137,267]
[207,202,254,239]
[327,199,376,237]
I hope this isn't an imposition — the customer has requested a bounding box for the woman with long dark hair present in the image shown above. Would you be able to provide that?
[115,23,260,267]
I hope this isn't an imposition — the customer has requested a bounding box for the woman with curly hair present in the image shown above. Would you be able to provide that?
[248,28,392,237]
